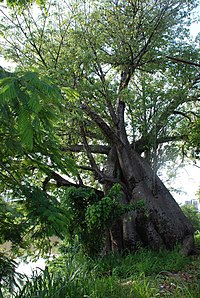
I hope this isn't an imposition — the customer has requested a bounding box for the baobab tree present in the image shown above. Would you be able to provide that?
[0,0,199,255]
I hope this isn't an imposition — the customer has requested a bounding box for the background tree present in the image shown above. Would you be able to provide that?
[181,204,200,232]
[0,0,200,255]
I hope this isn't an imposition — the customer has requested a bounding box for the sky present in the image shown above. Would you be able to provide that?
[0,3,199,206]
[166,163,200,205]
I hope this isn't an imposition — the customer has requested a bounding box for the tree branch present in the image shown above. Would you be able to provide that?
[15,11,48,67]
[80,124,103,179]
[43,171,104,198]
[80,104,120,145]
[78,165,96,172]
[174,111,192,122]
[134,135,187,153]
[54,16,72,69]
[166,56,200,68]
[60,144,110,155]
[83,25,118,125]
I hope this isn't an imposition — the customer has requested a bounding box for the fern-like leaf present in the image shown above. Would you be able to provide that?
[0,77,17,102]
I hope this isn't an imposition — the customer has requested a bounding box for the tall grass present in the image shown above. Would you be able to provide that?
[13,268,131,298]
[5,248,200,298]
[93,247,189,278]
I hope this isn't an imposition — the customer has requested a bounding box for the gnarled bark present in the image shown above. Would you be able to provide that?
[103,144,194,255]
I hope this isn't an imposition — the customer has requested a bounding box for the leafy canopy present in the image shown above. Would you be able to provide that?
[1,0,199,167]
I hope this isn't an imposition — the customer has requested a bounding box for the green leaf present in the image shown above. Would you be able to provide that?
[17,107,33,150]
[0,77,17,102]
[28,94,42,113]
[62,87,80,102]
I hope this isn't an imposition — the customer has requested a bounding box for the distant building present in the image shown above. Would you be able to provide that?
[185,199,200,211]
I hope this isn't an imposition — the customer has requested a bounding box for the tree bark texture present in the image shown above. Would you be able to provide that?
[103,143,194,255]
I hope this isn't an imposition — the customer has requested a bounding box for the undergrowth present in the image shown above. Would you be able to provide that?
[1,248,200,298]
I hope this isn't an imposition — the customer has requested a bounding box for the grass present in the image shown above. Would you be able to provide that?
[93,248,189,278]
[2,248,200,298]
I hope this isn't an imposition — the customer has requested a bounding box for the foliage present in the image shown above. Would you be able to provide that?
[14,267,71,298]
[85,184,145,230]
[0,69,61,152]
[194,231,200,247]
[92,248,189,278]
[0,69,77,195]
[0,197,25,246]
[0,68,78,256]
[0,0,45,9]
[183,119,200,159]
[0,253,23,297]
[59,184,146,256]
[0,187,69,258]
[0,68,65,143]
[59,186,101,255]
[12,261,129,298]
[0,0,199,169]
[7,248,200,298]
[181,204,200,232]
[196,187,200,200]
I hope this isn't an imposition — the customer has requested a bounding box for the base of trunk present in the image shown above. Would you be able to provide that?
[102,145,195,256]
[104,206,195,256]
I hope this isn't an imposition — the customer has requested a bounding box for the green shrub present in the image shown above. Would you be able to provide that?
[181,204,200,232]
[59,185,145,257]
[194,231,200,247]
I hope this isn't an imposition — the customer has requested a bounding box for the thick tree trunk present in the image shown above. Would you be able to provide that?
[81,101,194,255]
[103,143,195,255]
